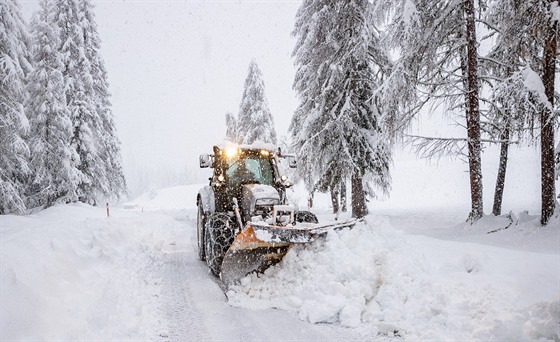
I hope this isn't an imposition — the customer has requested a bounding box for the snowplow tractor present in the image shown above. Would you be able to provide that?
[196,144,358,285]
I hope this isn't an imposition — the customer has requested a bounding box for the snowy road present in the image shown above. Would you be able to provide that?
[153,213,364,341]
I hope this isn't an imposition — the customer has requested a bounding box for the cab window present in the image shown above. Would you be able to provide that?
[225,157,273,186]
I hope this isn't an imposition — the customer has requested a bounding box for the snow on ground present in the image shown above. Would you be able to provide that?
[0,186,363,341]
[227,214,559,340]
[1,203,177,340]
[1,182,559,340]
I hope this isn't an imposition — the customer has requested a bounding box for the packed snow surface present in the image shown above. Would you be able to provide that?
[1,184,559,340]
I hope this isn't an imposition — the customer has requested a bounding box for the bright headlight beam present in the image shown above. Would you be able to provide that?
[225,147,238,158]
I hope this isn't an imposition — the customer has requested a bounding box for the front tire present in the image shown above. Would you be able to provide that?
[196,202,206,261]
[204,213,235,277]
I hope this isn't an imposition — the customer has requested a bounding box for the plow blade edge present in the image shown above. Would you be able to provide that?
[219,219,360,286]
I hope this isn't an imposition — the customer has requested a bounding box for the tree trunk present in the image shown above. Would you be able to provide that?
[341,180,347,212]
[351,173,367,218]
[540,13,557,226]
[464,0,484,223]
[492,127,510,216]
[330,186,340,214]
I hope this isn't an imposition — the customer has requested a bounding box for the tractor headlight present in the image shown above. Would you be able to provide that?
[260,149,270,156]
[225,147,239,158]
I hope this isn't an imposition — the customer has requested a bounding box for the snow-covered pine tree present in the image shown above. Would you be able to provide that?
[378,0,485,222]
[225,111,238,143]
[236,60,277,145]
[290,0,392,218]
[0,0,32,214]
[54,0,102,204]
[26,0,79,208]
[79,0,127,200]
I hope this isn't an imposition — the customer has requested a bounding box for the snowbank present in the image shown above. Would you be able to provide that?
[227,214,560,340]
[0,203,179,340]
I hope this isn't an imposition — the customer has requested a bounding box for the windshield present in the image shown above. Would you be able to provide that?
[225,157,274,186]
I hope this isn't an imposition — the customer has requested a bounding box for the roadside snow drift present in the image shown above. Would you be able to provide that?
[0,203,179,340]
[227,215,560,340]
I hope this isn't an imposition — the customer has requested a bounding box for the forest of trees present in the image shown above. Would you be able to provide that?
[3,0,558,226]
[287,0,558,225]
[0,0,126,214]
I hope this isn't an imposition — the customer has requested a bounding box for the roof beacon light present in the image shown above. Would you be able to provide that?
[260,149,270,156]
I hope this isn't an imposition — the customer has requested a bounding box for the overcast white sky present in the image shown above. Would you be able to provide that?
[22,0,301,190]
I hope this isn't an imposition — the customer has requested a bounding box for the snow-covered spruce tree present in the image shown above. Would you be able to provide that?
[26,0,80,208]
[236,60,277,145]
[0,0,32,214]
[54,0,103,204]
[290,0,392,218]
[378,0,485,222]
[79,0,127,200]
[225,111,238,143]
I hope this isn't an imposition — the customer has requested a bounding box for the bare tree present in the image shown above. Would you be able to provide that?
[378,0,486,222]
[540,9,557,225]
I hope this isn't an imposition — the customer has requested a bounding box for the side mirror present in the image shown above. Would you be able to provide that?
[287,156,297,168]
[199,154,211,168]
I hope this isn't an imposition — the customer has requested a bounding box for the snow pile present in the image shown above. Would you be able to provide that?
[227,215,560,340]
[0,204,179,340]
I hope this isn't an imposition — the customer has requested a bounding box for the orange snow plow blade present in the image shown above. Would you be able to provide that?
[220,219,360,285]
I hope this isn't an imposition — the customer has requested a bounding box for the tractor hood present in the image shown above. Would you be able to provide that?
[241,184,280,221]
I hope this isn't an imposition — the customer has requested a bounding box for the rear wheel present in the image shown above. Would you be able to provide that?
[196,202,206,261]
[204,213,235,277]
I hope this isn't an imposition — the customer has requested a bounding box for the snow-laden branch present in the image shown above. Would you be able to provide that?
[404,133,521,162]
[405,134,467,161]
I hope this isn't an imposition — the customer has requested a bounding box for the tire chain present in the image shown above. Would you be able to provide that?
[205,213,235,277]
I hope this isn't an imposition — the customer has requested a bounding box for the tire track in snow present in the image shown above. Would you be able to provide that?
[157,249,212,341]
